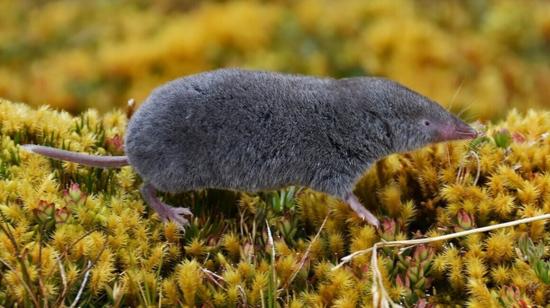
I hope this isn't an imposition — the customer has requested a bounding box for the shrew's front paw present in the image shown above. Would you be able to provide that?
[345,193,380,228]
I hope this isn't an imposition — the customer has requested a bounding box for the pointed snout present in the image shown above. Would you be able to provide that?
[438,120,478,141]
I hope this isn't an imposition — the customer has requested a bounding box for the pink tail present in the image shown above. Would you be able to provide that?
[21,144,129,168]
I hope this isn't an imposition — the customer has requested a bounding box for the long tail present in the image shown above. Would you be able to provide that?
[21,144,129,168]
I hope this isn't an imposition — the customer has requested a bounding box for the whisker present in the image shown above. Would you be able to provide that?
[457,105,471,118]
[454,133,478,138]
[454,128,478,135]
[454,129,476,134]
[463,108,480,123]
[448,79,464,112]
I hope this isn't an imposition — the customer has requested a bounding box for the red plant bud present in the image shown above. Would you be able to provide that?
[381,218,397,240]
[396,274,410,288]
[415,298,433,308]
[55,207,71,223]
[396,274,405,288]
[457,209,474,230]
[68,183,82,202]
[34,200,55,222]
[106,134,124,153]
[517,300,528,308]
[512,132,526,143]
[414,245,427,261]
[503,285,520,299]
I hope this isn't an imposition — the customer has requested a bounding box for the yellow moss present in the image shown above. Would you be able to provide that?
[349,225,378,267]
[276,255,296,284]
[163,221,181,243]
[517,205,547,240]
[275,240,292,256]
[222,232,241,259]
[304,234,324,260]
[466,278,497,307]
[318,268,355,305]
[516,181,540,206]
[498,166,525,190]
[332,289,359,308]
[176,260,203,306]
[143,244,165,272]
[485,229,515,263]
[185,237,206,257]
[162,277,180,306]
[313,261,333,283]
[2,0,540,118]
[84,231,107,260]
[226,285,240,306]
[509,262,533,293]
[327,232,345,259]
[300,290,324,307]
[399,200,417,225]
[223,267,241,287]
[248,272,268,305]
[379,183,402,217]
[4,271,27,301]
[116,167,135,190]
[463,234,484,258]
[441,183,467,205]
[491,193,515,219]
[297,189,331,226]
[89,249,115,295]
[288,298,306,308]
[490,265,510,285]
[431,253,447,278]
[1,88,550,306]
[417,165,439,196]
[464,256,487,281]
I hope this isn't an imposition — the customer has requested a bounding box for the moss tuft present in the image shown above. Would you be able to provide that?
[0,98,549,305]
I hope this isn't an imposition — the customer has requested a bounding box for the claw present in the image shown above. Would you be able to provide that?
[172,207,193,217]
[155,201,192,228]
[345,193,380,228]
[140,183,193,230]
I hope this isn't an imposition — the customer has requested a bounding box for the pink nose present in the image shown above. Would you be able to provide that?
[440,121,478,141]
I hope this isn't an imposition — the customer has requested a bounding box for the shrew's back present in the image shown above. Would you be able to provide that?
[125,69,345,194]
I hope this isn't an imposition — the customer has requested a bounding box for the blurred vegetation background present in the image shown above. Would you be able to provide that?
[1,1,550,306]
[0,0,549,119]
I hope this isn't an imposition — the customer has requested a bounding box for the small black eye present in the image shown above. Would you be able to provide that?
[424,120,430,126]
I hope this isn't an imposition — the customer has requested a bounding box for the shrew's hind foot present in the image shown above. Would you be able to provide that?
[345,193,380,228]
[140,183,193,229]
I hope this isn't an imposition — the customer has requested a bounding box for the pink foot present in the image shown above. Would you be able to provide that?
[345,193,380,227]
[141,184,193,229]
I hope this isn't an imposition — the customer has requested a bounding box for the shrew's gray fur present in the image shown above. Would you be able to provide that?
[24,68,476,228]
[125,68,473,201]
